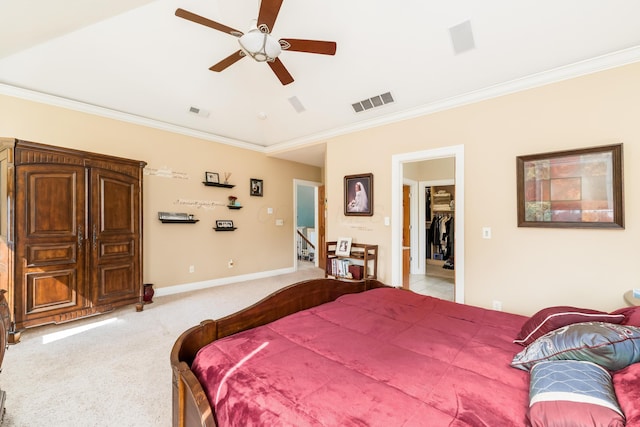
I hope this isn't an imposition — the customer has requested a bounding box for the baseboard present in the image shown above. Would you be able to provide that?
[153,267,296,297]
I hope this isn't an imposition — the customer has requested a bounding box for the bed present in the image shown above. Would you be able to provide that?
[171,278,640,427]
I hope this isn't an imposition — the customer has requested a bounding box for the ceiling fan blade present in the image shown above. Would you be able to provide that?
[267,58,294,85]
[257,0,284,32]
[209,50,245,72]
[279,39,337,55]
[175,8,243,36]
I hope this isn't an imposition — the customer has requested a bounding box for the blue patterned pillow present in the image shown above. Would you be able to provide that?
[511,321,640,371]
[528,360,624,427]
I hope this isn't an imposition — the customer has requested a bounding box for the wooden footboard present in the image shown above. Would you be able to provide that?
[170,278,388,427]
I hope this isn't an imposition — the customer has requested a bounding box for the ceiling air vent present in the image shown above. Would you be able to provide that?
[188,106,210,118]
[351,91,394,113]
[288,96,306,113]
[449,20,475,55]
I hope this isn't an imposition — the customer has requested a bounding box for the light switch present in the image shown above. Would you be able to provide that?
[482,227,491,239]
[267,207,273,214]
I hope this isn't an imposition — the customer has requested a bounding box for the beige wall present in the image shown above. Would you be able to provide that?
[326,61,640,315]
[0,95,321,290]
[2,61,639,316]
[416,158,455,181]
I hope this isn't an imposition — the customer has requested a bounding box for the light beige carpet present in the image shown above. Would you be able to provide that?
[1,265,324,427]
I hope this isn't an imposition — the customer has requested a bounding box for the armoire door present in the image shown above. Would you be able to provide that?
[14,165,87,328]
[90,167,141,306]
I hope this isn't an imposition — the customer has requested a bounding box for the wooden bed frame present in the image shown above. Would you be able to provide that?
[170,278,388,427]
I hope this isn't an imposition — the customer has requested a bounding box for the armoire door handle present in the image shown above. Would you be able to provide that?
[78,226,83,251]
[92,224,97,250]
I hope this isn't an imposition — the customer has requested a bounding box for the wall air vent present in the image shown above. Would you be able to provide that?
[351,91,394,113]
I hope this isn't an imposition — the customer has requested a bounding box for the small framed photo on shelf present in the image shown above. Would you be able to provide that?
[250,178,263,197]
[215,220,234,229]
[205,172,219,184]
[335,237,352,256]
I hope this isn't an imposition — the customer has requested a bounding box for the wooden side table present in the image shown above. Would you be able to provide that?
[623,290,640,306]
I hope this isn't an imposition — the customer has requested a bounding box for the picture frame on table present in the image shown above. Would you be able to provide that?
[335,237,352,256]
[344,173,373,216]
[516,144,623,229]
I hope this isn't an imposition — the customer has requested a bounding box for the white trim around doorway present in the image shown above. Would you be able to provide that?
[293,179,322,269]
[391,145,465,304]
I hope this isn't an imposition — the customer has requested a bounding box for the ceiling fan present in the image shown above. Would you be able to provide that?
[175,0,337,85]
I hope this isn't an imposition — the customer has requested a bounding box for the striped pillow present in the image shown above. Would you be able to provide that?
[514,306,625,346]
[528,360,624,427]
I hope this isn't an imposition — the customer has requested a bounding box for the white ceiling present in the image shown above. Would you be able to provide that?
[2,1,640,167]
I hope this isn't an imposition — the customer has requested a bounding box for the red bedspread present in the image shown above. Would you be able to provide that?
[192,288,530,426]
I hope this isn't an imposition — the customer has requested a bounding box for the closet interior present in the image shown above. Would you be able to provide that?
[426,185,455,277]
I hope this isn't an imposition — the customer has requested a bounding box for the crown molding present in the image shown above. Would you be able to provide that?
[266,45,640,152]
[0,83,262,152]
[2,45,639,156]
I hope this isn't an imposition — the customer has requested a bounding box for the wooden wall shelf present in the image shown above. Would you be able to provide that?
[214,227,237,232]
[227,205,242,210]
[203,182,235,188]
[158,212,196,223]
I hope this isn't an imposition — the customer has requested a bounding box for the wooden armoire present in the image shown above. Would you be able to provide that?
[0,139,146,336]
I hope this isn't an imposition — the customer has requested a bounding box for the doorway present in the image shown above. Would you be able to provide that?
[421,178,455,278]
[391,145,465,304]
[294,179,321,270]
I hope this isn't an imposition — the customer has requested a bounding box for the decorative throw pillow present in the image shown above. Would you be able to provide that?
[514,306,625,346]
[611,305,640,327]
[511,321,640,371]
[528,360,624,427]
[612,362,640,426]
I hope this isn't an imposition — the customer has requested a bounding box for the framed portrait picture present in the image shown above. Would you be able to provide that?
[335,237,352,256]
[250,178,263,197]
[516,144,624,228]
[344,173,373,216]
[205,172,219,184]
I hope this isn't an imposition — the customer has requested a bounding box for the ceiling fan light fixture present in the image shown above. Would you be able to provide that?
[239,30,281,62]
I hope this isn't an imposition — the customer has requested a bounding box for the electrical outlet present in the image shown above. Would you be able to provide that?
[189,265,195,273]
[492,300,502,311]
[228,259,234,269]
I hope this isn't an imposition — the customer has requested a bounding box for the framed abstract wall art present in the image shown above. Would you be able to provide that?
[516,144,623,229]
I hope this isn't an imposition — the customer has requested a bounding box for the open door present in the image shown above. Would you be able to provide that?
[318,185,326,268]
[402,185,411,289]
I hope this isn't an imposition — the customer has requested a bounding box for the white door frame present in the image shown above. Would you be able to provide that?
[391,145,465,303]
